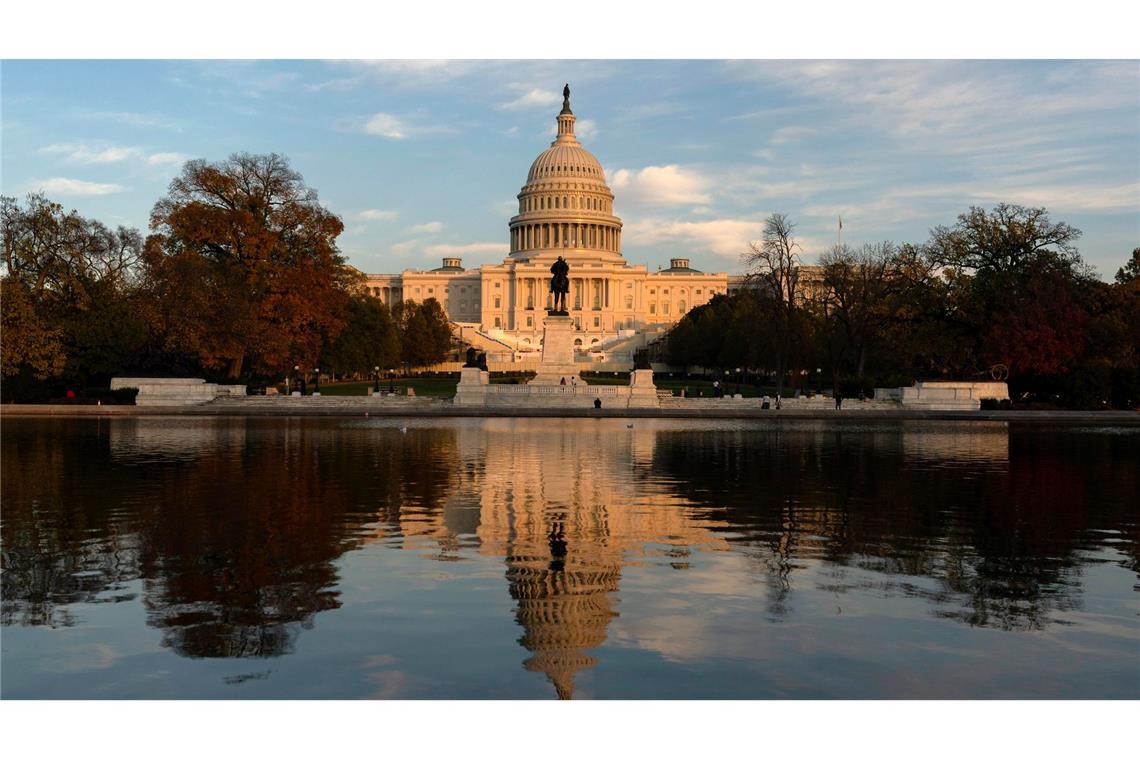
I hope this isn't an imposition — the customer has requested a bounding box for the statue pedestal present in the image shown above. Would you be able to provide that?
[530,314,582,385]
[628,368,659,406]
[453,366,490,405]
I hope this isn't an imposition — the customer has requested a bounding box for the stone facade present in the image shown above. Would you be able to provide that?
[362,90,730,362]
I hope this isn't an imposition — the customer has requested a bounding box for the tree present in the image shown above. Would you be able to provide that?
[320,295,401,376]
[927,203,1084,276]
[741,213,804,396]
[1115,248,1140,285]
[391,298,453,368]
[925,204,1090,380]
[818,242,910,380]
[1,277,65,380]
[2,193,144,388]
[143,153,352,379]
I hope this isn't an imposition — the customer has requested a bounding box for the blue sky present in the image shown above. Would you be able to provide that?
[2,59,1137,279]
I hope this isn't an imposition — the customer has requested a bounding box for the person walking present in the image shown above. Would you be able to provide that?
[835,392,843,410]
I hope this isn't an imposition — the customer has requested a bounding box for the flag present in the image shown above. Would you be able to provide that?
[838,216,843,230]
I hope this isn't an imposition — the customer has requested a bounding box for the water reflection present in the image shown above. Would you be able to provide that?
[2,417,1137,698]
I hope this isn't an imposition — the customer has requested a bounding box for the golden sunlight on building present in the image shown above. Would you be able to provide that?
[363,87,734,365]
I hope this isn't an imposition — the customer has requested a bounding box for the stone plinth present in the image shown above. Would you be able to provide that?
[873,380,1010,411]
[110,377,246,406]
[454,366,491,406]
[531,314,582,385]
[628,368,659,406]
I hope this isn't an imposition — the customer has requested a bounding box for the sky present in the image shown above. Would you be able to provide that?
[2,59,1138,279]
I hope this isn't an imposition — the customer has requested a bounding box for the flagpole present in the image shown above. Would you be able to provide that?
[837,215,842,249]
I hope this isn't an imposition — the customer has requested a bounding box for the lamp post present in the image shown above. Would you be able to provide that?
[314,367,321,395]
[735,367,742,395]
[374,366,381,394]
[293,364,301,395]
[816,367,822,396]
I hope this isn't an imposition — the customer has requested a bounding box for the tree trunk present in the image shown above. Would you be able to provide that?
[227,353,244,380]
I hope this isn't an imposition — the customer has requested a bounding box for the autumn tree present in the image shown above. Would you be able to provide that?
[2,193,145,390]
[142,153,352,379]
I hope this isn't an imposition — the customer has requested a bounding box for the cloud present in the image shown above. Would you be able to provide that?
[41,142,191,168]
[389,240,419,257]
[360,112,453,139]
[424,242,504,257]
[41,142,140,164]
[623,217,766,258]
[34,177,123,196]
[575,119,598,139]
[146,152,191,166]
[406,221,443,235]
[76,109,182,130]
[357,209,399,221]
[610,165,713,206]
[364,113,412,139]
[498,88,560,111]
[770,126,816,145]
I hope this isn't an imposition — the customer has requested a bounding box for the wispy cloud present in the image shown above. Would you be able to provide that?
[498,88,560,111]
[357,208,399,221]
[41,142,141,164]
[41,141,190,168]
[146,152,191,166]
[425,242,503,257]
[34,177,123,196]
[770,126,816,145]
[75,108,183,130]
[406,221,444,235]
[359,112,454,139]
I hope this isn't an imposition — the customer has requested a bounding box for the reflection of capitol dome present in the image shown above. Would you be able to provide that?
[507,548,621,700]
[509,85,623,263]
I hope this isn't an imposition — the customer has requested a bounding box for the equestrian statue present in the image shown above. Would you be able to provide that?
[549,255,570,313]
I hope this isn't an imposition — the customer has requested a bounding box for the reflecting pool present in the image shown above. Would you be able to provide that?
[2,417,1137,698]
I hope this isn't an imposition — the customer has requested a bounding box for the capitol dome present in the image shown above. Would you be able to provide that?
[508,85,624,262]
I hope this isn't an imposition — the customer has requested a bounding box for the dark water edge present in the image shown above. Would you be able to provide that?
[2,417,1137,699]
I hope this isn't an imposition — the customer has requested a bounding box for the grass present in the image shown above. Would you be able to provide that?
[316,378,458,398]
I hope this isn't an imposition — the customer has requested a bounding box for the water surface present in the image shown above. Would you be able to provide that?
[2,417,1137,698]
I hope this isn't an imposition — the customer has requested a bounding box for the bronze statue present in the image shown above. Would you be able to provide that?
[561,83,571,114]
[549,255,570,313]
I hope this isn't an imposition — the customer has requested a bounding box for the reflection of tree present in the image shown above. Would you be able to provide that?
[2,419,141,627]
[1,418,458,659]
[650,421,1140,632]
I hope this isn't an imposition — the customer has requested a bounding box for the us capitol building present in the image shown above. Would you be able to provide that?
[362,86,737,362]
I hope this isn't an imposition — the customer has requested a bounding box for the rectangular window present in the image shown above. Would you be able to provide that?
[663,303,670,314]
[593,316,600,327]
[526,316,533,327]
[494,317,501,327]
[649,303,656,315]
[494,297,501,308]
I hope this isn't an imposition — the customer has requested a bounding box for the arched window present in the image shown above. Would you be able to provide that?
[574,338,583,346]
[555,197,560,209]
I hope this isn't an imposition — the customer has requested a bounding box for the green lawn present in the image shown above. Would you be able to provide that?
[316,378,458,397]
